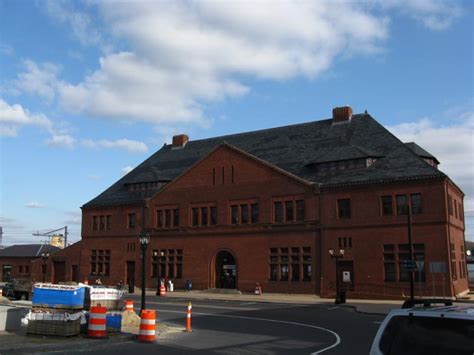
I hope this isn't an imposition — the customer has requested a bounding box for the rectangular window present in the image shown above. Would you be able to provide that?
[241,204,249,224]
[99,216,105,230]
[337,199,351,218]
[128,213,136,229]
[210,206,217,225]
[157,210,163,227]
[291,264,300,281]
[384,244,396,282]
[296,200,305,221]
[106,215,112,230]
[165,209,171,227]
[381,195,393,216]
[398,244,411,281]
[168,260,175,278]
[90,249,110,276]
[280,264,289,281]
[231,205,239,224]
[25,265,29,274]
[251,203,259,223]
[459,202,463,221]
[192,208,199,226]
[396,195,408,215]
[448,194,453,215]
[201,207,208,226]
[410,194,422,215]
[274,202,283,222]
[176,262,182,279]
[92,216,98,231]
[454,201,458,218]
[270,264,278,281]
[173,209,179,227]
[285,201,294,222]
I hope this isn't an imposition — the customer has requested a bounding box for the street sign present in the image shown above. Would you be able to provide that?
[401,260,417,272]
[415,261,424,271]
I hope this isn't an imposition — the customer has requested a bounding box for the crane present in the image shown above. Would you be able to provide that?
[33,226,69,248]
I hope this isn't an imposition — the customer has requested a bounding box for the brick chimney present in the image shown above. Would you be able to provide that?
[332,106,353,124]
[172,134,189,149]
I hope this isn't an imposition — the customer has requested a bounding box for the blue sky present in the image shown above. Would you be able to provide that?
[0,0,473,245]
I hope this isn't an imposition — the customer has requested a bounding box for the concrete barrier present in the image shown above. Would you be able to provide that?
[0,305,25,331]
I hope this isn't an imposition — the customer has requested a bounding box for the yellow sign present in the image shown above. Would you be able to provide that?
[51,235,65,249]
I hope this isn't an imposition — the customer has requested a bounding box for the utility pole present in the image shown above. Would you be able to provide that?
[407,202,415,301]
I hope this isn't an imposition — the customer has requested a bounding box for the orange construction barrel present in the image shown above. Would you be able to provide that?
[138,309,156,342]
[88,306,107,338]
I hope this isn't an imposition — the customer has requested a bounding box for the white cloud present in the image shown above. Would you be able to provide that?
[64,211,81,225]
[0,98,52,136]
[26,201,44,209]
[87,174,103,181]
[46,134,76,148]
[82,138,148,153]
[0,44,13,55]
[121,166,134,176]
[43,0,102,46]
[11,60,60,102]
[387,110,474,211]
[372,0,462,31]
[56,2,388,125]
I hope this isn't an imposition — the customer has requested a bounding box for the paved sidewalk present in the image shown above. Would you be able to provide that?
[0,329,134,354]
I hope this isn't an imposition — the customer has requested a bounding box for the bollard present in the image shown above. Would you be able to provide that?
[138,309,156,343]
[88,306,107,338]
[124,299,134,312]
[186,302,192,332]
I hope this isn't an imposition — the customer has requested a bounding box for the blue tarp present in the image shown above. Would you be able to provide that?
[32,284,85,308]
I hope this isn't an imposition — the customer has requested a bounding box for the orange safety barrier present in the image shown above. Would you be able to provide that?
[125,299,134,312]
[138,309,156,342]
[186,302,192,332]
[160,284,166,297]
[88,306,107,338]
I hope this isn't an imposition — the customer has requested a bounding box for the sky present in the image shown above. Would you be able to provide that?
[0,0,473,246]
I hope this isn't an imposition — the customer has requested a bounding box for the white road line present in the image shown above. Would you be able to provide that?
[327,306,339,310]
[159,309,341,355]
[373,321,382,324]
[147,301,259,311]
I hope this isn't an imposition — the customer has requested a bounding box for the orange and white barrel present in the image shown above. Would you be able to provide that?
[138,309,156,342]
[160,284,166,297]
[88,306,107,338]
[125,299,134,312]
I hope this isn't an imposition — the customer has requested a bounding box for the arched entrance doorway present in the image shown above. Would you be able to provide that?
[214,250,237,289]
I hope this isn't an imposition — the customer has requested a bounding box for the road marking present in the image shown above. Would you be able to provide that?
[373,321,382,324]
[147,301,259,311]
[159,309,341,354]
[327,306,339,310]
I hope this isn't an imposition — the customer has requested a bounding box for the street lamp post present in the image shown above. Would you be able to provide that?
[139,232,150,314]
[41,252,50,283]
[328,248,345,304]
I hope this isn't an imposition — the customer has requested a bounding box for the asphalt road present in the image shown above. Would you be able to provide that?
[61,295,385,355]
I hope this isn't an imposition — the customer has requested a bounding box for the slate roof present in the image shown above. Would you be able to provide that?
[405,142,440,164]
[83,113,446,208]
[0,244,61,258]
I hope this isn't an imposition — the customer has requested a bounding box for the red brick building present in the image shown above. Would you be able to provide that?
[0,244,60,283]
[44,107,469,299]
